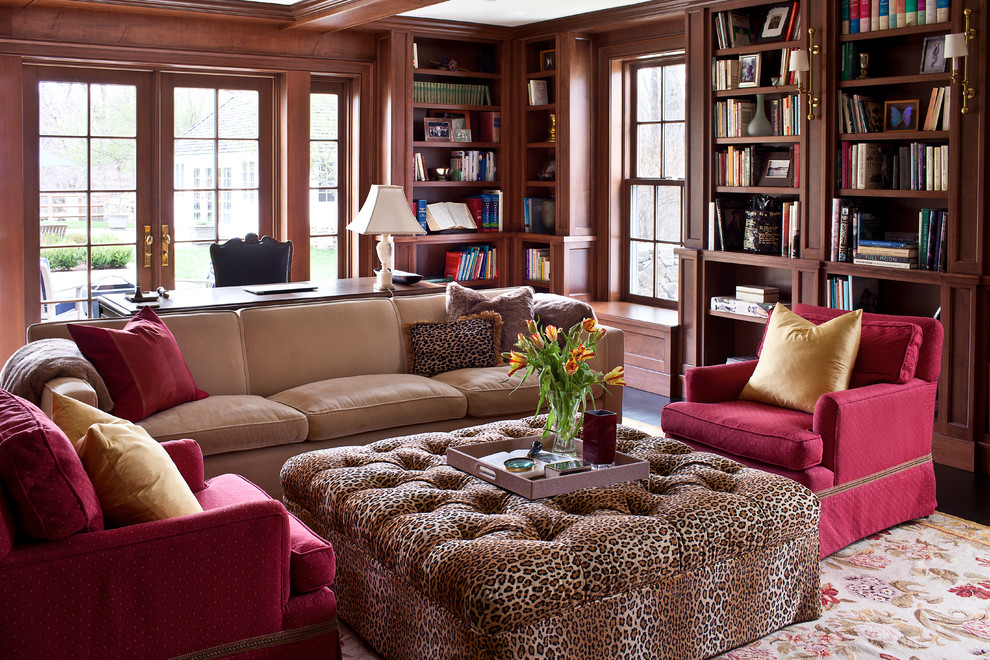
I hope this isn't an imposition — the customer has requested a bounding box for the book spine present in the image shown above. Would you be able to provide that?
[905,0,918,25]
[830,198,841,261]
[871,0,880,30]
[896,0,907,27]
[879,0,889,28]
[838,207,851,262]
[925,0,936,24]
[842,0,850,33]
[937,210,948,271]
[852,258,918,268]
[415,199,429,232]
[936,0,949,23]
[860,0,872,31]
[858,239,918,248]
[918,208,931,269]
[917,0,926,25]
[849,0,860,32]
[853,251,917,262]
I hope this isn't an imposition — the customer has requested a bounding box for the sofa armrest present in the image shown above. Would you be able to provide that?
[594,325,624,417]
[684,360,757,403]
[40,376,98,417]
[0,499,292,658]
[814,378,937,484]
[161,439,207,492]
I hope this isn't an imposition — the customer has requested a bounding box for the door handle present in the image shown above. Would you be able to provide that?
[161,225,171,267]
[144,225,153,268]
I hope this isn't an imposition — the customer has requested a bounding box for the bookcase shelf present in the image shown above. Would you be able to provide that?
[715,135,801,145]
[838,131,949,141]
[708,309,771,324]
[714,84,799,98]
[835,188,949,198]
[838,73,952,88]
[839,22,952,42]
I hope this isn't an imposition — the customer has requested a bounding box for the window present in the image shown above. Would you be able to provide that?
[310,83,343,280]
[626,57,685,303]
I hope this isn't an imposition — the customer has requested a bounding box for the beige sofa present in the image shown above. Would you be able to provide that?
[27,289,624,497]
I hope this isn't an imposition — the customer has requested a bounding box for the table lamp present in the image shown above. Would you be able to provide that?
[346,185,426,290]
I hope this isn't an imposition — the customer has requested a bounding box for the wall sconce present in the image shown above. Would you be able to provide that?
[944,8,977,115]
[788,27,821,120]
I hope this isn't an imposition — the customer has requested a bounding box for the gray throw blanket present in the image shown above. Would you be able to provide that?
[0,338,113,411]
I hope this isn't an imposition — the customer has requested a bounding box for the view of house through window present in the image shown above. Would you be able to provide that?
[38,80,139,320]
[172,86,262,288]
[627,56,685,303]
[310,87,341,280]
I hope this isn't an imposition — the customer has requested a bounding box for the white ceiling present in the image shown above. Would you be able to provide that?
[253,0,649,27]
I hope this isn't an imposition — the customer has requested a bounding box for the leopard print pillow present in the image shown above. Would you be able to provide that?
[404,311,504,377]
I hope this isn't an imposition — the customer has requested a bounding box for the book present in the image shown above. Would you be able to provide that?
[425,202,477,232]
[858,238,918,248]
[727,11,752,47]
[482,188,503,232]
[838,204,852,262]
[413,199,429,232]
[852,251,918,262]
[735,285,779,303]
[714,198,747,251]
[710,296,776,318]
[479,111,500,143]
[853,257,919,269]
[830,198,843,261]
[528,80,549,105]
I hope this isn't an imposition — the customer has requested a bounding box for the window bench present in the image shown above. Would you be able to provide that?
[590,302,678,397]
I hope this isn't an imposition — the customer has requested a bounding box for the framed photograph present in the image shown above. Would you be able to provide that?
[883,99,919,131]
[540,49,556,72]
[452,128,472,142]
[759,4,792,42]
[920,35,947,74]
[424,118,452,142]
[738,53,761,87]
[428,110,469,130]
[758,151,793,186]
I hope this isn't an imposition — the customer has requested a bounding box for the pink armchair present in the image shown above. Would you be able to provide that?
[0,436,341,659]
[661,304,942,557]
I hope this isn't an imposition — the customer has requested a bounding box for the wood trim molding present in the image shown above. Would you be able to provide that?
[0,55,26,364]
[288,0,445,31]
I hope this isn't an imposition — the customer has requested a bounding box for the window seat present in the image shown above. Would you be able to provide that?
[590,302,678,397]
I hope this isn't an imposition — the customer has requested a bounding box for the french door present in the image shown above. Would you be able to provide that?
[30,66,274,320]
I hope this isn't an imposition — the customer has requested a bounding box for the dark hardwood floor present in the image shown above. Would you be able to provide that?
[622,387,990,527]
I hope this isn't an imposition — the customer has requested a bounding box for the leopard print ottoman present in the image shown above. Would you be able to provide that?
[282,417,821,660]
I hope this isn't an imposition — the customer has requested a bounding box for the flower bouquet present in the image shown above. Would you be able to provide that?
[505,317,625,456]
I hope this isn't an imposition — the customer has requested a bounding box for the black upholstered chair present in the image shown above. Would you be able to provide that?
[209,233,293,288]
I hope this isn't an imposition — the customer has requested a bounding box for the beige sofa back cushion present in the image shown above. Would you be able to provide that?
[27,312,248,396]
[239,299,405,397]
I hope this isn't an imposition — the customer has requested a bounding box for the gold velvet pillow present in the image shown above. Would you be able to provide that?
[51,393,203,527]
[739,304,863,413]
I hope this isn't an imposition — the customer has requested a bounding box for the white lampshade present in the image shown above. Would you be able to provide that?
[788,49,810,72]
[944,33,968,58]
[346,185,426,237]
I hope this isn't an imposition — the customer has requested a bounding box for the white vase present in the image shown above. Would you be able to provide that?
[747,94,772,137]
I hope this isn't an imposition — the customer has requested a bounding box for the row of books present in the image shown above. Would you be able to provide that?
[713,5,802,49]
[413,192,503,233]
[714,96,801,137]
[523,197,555,234]
[443,246,497,281]
[412,81,492,105]
[448,150,497,182]
[527,80,550,106]
[841,0,950,35]
[715,146,757,187]
[838,141,949,191]
[829,200,948,270]
[825,274,881,312]
[714,147,797,188]
[838,89,949,134]
[523,248,551,282]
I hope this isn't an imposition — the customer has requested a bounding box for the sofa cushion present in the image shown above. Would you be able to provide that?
[196,473,335,593]
[51,393,202,527]
[68,307,209,422]
[0,390,103,539]
[532,292,596,332]
[271,374,466,442]
[431,367,541,418]
[446,282,535,351]
[786,307,923,387]
[741,304,862,413]
[137,395,309,455]
[405,312,504,377]
[661,399,822,471]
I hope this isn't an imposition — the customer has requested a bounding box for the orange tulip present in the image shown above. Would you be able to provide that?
[604,366,626,386]
[526,319,539,335]
[581,318,598,333]
[507,351,528,377]
[545,325,559,341]
[564,356,579,375]
[571,344,596,362]
[529,333,545,349]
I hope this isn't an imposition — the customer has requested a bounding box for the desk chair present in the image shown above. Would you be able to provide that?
[209,233,293,288]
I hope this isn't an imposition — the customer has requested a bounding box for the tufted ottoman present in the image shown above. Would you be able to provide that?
[281,417,821,660]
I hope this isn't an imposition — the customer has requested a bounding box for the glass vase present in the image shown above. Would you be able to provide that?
[547,390,582,457]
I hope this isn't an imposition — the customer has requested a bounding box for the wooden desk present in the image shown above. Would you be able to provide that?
[97,278,444,318]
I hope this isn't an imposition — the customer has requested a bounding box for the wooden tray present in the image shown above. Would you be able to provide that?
[446,436,650,500]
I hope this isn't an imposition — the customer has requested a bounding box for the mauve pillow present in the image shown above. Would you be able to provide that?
[533,293,596,332]
[445,282,535,352]
[767,308,923,387]
[0,390,103,540]
[68,307,208,422]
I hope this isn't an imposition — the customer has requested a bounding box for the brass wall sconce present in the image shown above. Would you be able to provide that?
[944,8,977,115]
[788,28,821,120]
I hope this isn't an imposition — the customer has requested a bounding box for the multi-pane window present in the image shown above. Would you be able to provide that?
[627,57,685,303]
[38,80,138,320]
[310,86,342,280]
[172,85,262,288]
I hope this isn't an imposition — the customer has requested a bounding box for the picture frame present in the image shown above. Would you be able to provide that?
[428,110,469,130]
[738,53,761,87]
[423,118,452,142]
[540,49,556,72]
[757,150,793,186]
[452,128,472,142]
[920,35,947,74]
[883,99,919,131]
[758,4,792,43]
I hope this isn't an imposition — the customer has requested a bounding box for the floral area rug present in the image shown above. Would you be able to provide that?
[719,512,990,659]
[339,511,990,660]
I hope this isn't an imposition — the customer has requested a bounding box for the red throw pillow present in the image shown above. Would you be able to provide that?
[69,307,208,422]
[0,390,103,540]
